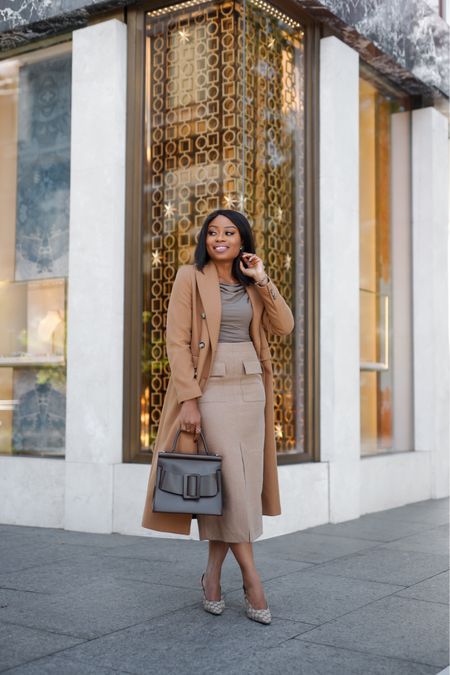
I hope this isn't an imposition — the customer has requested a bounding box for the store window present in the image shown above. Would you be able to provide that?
[359,67,413,456]
[125,0,312,462]
[0,43,71,457]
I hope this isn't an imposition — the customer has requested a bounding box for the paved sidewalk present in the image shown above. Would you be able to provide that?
[0,498,448,674]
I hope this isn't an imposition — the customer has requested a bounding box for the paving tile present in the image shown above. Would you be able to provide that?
[225,639,440,675]
[97,538,314,589]
[0,549,311,598]
[0,554,129,597]
[9,527,145,548]
[384,498,449,513]
[0,621,84,672]
[383,525,449,556]
[0,541,103,575]
[0,500,447,675]
[0,524,25,531]
[53,605,312,675]
[310,546,449,586]
[1,654,130,674]
[225,570,403,624]
[395,571,449,604]
[254,531,378,563]
[297,595,449,668]
[0,526,143,557]
[375,501,449,527]
[0,528,33,545]
[99,538,206,563]
[306,514,431,542]
[0,578,199,640]
[120,551,312,591]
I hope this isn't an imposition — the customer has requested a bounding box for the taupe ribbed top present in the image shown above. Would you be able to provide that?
[218,281,253,343]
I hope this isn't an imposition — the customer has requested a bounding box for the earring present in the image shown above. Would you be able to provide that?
[240,246,244,250]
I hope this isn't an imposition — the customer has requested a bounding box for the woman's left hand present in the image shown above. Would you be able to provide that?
[239,252,267,283]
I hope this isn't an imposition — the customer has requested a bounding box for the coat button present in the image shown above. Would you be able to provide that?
[198,341,205,349]
[201,312,206,319]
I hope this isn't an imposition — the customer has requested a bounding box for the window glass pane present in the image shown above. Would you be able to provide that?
[359,72,410,456]
[141,0,305,456]
[0,43,71,457]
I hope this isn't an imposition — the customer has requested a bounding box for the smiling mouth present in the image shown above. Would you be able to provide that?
[213,246,228,251]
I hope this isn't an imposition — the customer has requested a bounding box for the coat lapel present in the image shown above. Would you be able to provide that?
[195,261,221,353]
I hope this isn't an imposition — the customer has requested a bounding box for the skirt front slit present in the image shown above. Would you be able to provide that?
[196,340,266,543]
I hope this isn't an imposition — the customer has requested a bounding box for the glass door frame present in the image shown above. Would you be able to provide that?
[122,0,321,465]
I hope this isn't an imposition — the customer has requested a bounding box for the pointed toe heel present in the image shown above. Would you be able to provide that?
[243,585,272,625]
[201,573,225,615]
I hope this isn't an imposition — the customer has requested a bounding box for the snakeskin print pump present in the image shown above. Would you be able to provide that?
[243,584,272,624]
[201,572,225,615]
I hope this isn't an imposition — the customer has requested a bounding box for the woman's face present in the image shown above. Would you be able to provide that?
[205,215,243,263]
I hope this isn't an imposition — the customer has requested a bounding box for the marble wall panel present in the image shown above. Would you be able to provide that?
[296,0,449,96]
[0,0,123,31]
[322,0,449,95]
[0,0,448,97]
[0,0,130,52]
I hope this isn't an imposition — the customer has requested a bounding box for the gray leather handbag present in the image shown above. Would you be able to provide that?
[152,427,223,516]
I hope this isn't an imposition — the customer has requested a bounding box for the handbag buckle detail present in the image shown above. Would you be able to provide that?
[183,473,200,499]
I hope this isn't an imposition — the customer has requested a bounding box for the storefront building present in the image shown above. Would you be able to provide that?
[0,0,448,537]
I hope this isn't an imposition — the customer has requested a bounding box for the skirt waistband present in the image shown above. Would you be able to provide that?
[205,340,263,383]
[215,340,255,352]
[211,341,260,377]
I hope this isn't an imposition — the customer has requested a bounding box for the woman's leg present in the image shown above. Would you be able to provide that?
[203,540,229,600]
[229,542,267,609]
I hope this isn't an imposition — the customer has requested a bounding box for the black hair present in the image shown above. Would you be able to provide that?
[194,209,256,286]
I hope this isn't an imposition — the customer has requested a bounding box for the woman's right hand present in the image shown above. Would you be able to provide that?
[178,399,202,441]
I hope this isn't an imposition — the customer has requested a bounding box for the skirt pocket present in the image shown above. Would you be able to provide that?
[240,359,265,402]
[200,361,233,402]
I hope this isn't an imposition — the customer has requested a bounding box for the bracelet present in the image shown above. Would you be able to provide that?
[255,274,270,287]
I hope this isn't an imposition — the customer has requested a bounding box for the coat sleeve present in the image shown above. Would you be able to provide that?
[255,277,295,336]
[165,266,203,404]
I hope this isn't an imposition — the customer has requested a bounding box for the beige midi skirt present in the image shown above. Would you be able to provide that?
[196,340,266,543]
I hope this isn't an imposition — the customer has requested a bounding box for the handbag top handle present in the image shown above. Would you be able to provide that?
[168,427,213,456]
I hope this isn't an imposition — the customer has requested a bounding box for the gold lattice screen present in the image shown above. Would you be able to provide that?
[141,0,305,454]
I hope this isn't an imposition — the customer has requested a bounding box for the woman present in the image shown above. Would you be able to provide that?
[141,209,294,624]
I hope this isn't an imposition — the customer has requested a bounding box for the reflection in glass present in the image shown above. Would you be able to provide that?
[141,0,305,455]
[359,74,408,455]
[0,280,66,365]
[360,289,389,371]
[0,43,71,456]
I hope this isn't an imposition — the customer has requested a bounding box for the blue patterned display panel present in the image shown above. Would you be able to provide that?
[12,369,66,454]
[15,52,71,281]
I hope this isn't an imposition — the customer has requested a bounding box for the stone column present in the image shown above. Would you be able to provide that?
[412,107,450,498]
[65,19,127,532]
[319,36,361,522]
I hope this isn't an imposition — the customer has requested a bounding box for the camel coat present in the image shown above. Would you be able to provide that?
[141,260,294,535]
